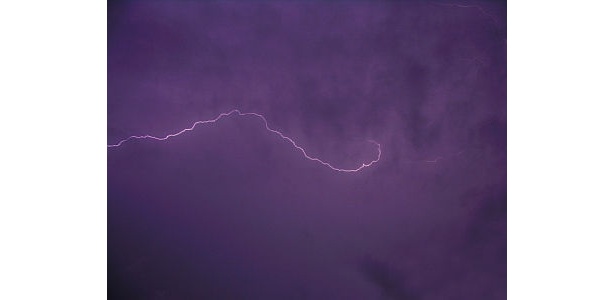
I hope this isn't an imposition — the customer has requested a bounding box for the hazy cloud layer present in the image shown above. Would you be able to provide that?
[108,1,506,299]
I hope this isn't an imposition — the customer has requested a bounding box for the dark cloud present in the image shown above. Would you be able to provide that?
[360,256,419,300]
[108,1,506,298]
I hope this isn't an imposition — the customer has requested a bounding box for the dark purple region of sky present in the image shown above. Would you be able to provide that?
[108,1,506,299]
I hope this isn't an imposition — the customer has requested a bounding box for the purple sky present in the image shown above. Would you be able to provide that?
[108,1,506,299]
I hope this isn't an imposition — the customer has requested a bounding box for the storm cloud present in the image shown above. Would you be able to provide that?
[108,1,506,299]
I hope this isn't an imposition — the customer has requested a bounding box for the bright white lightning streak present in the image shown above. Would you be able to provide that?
[108,109,382,173]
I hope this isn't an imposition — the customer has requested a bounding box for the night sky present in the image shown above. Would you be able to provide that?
[108,1,506,299]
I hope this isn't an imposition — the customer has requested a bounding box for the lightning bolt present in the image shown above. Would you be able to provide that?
[434,2,500,27]
[404,151,464,164]
[108,109,382,173]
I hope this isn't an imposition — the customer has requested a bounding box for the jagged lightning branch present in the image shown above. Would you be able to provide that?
[108,109,382,173]
[404,151,464,164]
[434,2,500,27]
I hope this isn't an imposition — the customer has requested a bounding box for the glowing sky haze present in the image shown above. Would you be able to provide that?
[108,1,506,299]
